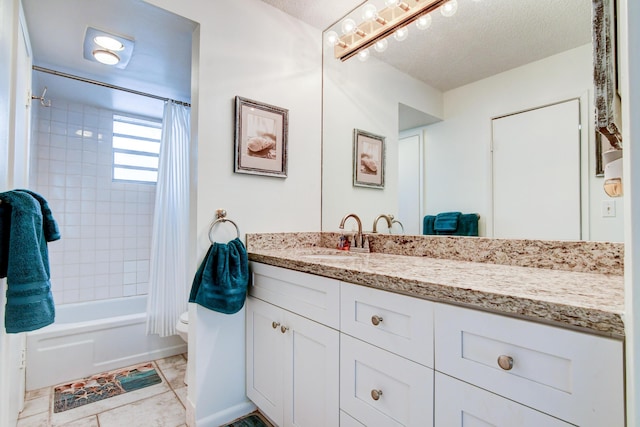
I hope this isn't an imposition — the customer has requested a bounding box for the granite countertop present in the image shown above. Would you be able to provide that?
[247,245,625,339]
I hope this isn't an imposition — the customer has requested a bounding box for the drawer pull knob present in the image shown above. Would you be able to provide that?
[272,321,280,329]
[497,355,514,371]
[371,389,383,401]
[280,325,289,334]
[371,315,384,326]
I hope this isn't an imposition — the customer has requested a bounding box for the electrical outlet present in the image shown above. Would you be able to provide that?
[602,200,616,217]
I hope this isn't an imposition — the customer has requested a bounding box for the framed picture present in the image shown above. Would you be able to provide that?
[234,96,288,178]
[353,129,385,189]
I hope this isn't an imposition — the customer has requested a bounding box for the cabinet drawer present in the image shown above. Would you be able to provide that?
[435,372,572,426]
[340,410,365,427]
[434,303,624,427]
[340,334,433,427]
[249,262,340,329]
[340,282,433,367]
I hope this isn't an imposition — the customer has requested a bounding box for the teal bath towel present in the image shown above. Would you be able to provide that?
[189,238,249,314]
[423,213,479,237]
[0,190,58,333]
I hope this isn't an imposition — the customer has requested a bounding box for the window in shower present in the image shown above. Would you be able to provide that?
[112,114,162,183]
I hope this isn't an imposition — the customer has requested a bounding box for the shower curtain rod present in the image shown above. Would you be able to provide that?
[32,65,191,107]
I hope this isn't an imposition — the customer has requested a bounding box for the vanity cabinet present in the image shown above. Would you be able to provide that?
[246,262,624,427]
[246,263,340,427]
[434,303,624,426]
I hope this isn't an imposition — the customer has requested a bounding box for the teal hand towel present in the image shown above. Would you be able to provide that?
[189,238,249,314]
[16,189,61,242]
[434,212,462,233]
[0,191,56,333]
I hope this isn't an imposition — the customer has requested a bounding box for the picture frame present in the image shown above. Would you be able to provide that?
[234,96,288,178]
[353,128,385,189]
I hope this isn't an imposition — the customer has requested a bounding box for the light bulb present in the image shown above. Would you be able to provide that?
[374,39,388,53]
[94,36,124,51]
[325,30,339,46]
[341,18,357,35]
[93,49,120,65]
[416,14,432,30]
[362,4,378,22]
[440,0,458,17]
[394,27,409,42]
[385,0,400,8]
[357,48,370,62]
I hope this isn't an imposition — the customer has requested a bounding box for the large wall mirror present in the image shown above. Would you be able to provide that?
[322,0,624,242]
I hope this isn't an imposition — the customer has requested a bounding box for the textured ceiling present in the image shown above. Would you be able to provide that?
[21,0,592,117]
[262,0,592,91]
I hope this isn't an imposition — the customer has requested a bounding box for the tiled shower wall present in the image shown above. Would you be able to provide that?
[30,99,157,305]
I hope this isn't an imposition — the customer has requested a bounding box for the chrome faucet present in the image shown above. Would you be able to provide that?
[339,213,363,248]
[372,214,393,233]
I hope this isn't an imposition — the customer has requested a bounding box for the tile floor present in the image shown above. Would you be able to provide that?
[17,354,189,427]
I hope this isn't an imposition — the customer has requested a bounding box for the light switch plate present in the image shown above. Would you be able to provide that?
[602,200,616,217]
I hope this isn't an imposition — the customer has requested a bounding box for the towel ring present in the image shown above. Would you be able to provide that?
[208,209,240,243]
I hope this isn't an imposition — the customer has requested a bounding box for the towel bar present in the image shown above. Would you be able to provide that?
[208,209,240,243]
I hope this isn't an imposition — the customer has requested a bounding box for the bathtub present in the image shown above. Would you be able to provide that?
[25,295,187,390]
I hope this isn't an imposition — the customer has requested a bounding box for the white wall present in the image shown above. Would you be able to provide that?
[322,47,443,232]
[424,44,624,242]
[144,1,323,425]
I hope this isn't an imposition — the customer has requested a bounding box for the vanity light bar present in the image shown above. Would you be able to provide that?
[335,0,450,61]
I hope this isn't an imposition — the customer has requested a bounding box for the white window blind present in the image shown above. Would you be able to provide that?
[112,114,162,183]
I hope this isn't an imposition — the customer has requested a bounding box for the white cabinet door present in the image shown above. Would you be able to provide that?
[283,311,339,427]
[246,297,285,426]
[340,334,433,427]
[435,373,573,426]
[247,296,340,427]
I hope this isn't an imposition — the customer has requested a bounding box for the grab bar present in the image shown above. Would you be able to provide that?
[208,209,240,243]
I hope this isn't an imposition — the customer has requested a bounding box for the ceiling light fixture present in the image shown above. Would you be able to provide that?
[83,27,135,69]
[330,0,456,61]
[94,36,125,51]
[92,49,120,65]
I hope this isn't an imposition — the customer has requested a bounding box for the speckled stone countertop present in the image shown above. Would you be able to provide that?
[246,233,625,338]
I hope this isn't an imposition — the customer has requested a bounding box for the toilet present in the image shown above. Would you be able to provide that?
[176,311,189,343]
[176,311,189,385]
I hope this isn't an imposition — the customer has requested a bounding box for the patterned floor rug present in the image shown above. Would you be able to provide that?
[226,411,273,427]
[53,362,162,413]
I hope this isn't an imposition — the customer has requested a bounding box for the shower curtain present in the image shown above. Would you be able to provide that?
[146,101,191,337]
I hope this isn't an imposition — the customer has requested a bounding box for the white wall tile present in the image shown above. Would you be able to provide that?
[95,287,109,300]
[123,284,137,297]
[32,100,156,305]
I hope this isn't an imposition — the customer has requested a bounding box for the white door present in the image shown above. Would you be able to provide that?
[246,297,284,426]
[398,133,422,235]
[492,99,581,240]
